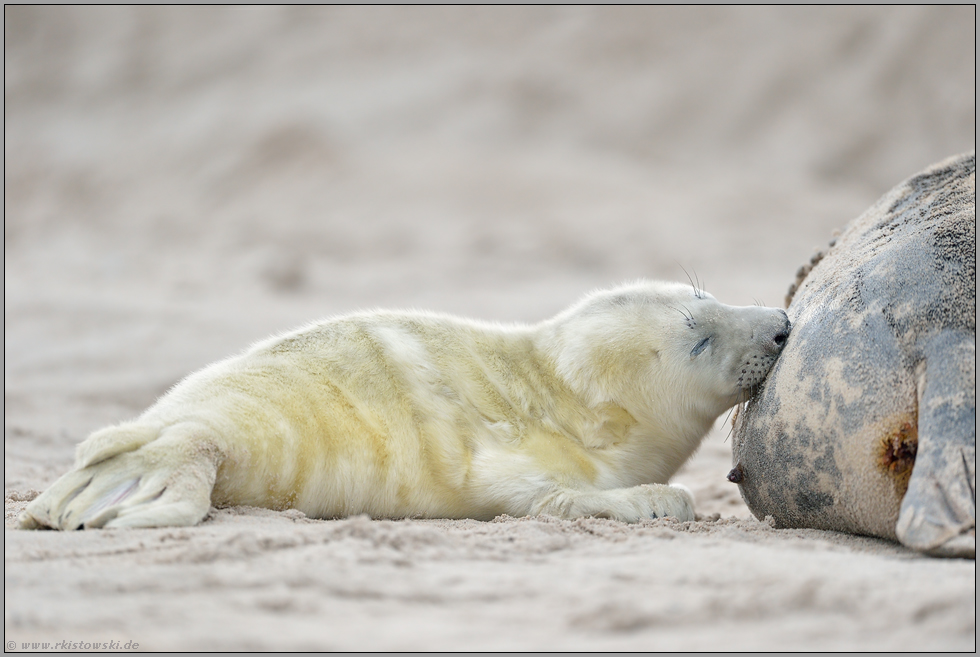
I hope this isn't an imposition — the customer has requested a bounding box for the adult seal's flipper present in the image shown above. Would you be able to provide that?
[896,333,976,558]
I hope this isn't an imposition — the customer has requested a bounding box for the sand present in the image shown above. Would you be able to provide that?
[4,6,975,651]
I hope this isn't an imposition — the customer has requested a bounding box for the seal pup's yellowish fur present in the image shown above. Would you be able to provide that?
[20,280,790,530]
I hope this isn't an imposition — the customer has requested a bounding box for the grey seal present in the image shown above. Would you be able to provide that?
[19,280,789,530]
[731,151,975,558]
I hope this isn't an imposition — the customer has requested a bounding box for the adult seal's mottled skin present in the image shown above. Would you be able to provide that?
[732,152,976,558]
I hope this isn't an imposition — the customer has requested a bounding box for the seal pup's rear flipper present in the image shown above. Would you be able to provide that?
[896,335,976,558]
[19,422,220,530]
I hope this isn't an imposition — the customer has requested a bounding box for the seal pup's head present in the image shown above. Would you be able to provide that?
[543,280,790,431]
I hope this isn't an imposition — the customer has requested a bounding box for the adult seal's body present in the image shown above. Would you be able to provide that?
[732,152,976,558]
[21,280,789,530]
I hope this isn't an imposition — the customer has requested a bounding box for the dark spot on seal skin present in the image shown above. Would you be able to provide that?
[843,271,867,315]
[878,418,918,495]
[794,488,834,514]
[932,214,976,332]
[812,444,842,481]
[887,153,975,215]
[727,464,744,484]
[771,425,808,470]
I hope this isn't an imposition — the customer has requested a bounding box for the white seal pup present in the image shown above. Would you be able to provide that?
[20,280,790,530]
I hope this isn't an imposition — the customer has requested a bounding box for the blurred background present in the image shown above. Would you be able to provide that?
[4,6,976,487]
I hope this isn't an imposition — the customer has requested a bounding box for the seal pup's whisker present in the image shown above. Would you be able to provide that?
[677,264,705,300]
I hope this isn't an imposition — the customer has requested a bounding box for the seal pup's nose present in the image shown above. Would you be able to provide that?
[773,312,791,348]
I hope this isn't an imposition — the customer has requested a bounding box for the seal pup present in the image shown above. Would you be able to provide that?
[732,152,975,558]
[20,280,790,530]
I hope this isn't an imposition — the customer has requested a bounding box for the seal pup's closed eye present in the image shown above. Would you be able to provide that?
[21,279,790,530]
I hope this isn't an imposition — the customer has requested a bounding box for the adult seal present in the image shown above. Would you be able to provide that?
[731,152,976,558]
[20,279,790,530]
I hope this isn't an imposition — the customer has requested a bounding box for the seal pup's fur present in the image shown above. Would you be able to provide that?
[20,280,790,530]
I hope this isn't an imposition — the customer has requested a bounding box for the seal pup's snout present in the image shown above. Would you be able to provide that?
[772,312,791,350]
[762,311,791,355]
[733,309,792,394]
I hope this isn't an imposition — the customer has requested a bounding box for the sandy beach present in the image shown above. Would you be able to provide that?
[5,6,975,651]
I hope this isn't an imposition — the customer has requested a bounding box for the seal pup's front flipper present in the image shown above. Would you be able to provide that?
[896,333,976,558]
[531,482,696,522]
[19,422,220,530]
